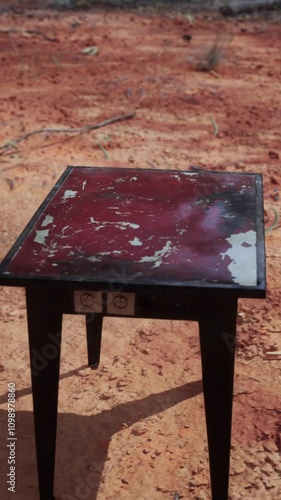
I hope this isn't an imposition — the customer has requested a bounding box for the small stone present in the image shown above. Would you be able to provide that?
[99,392,112,400]
[121,478,129,484]
[117,379,127,387]
[142,448,150,454]
[262,477,276,489]
[9,311,18,317]
[270,175,279,185]
[268,342,278,351]
[243,470,258,485]
[166,446,174,455]
[141,348,149,355]
[234,162,246,170]
[268,150,279,160]
[261,463,272,475]
[131,424,147,436]
[231,457,246,475]
[270,190,279,201]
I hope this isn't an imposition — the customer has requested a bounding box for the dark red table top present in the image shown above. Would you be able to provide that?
[0,167,266,296]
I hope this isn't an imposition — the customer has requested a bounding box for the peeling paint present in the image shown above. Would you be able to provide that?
[89,217,140,231]
[41,215,54,227]
[86,250,122,262]
[34,230,49,245]
[82,181,87,191]
[221,230,257,286]
[129,237,142,246]
[63,189,77,200]
[130,177,138,181]
[86,255,104,262]
[139,240,173,268]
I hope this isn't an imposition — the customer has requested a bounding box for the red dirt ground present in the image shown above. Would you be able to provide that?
[0,3,280,500]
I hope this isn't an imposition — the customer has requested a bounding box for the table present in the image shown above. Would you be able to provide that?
[0,166,266,499]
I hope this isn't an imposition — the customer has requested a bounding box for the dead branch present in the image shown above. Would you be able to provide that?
[0,29,57,43]
[0,113,136,156]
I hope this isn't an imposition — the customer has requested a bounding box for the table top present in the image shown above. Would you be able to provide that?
[0,166,266,296]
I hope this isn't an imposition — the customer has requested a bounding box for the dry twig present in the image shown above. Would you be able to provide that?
[0,29,57,42]
[0,113,136,156]
[265,208,280,233]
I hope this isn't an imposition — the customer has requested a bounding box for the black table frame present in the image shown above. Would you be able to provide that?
[0,167,266,500]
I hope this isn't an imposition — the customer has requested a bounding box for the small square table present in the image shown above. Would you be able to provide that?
[0,166,266,500]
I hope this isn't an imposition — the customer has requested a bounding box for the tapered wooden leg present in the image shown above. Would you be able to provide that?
[86,314,103,369]
[199,296,238,500]
[26,287,63,500]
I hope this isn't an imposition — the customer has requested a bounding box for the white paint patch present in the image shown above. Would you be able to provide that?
[41,215,54,227]
[129,237,142,246]
[130,177,138,181]
[139,240,173,268]
[173,175,181,181]
[63,190,77,200]
[47,251,56,257]
[89,217,140,231]
[62,226,69,233]
[34,230,49,245]
[86,250,122,262]
[86,255,104,262]
[82,181,87,191]
[221,230,257,286]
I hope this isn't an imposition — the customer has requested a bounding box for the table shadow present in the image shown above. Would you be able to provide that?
[0,368,202,499]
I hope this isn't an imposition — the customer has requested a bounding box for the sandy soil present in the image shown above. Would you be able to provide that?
[0,3,280,500]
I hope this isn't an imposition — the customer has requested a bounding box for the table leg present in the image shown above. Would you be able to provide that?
[199,296,238,500]
[86,314,103,368]
[26,287,63,500]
